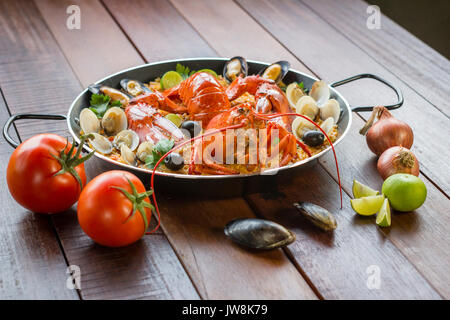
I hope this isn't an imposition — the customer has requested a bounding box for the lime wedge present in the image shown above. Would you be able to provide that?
[376,198,391,227]
[196,69,218,78]
[350,195,385,216]
[165,113,182,127]
[161,71,183,90]
[352,180,379,199]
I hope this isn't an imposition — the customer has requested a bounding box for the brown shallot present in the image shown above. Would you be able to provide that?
[377,146,420,180]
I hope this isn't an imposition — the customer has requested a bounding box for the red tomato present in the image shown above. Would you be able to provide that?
[7,133,89,214]
[77,170,153,247]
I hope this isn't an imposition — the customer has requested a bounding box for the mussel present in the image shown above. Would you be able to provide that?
[113,129,139,151]
[223,56,248,82]
[120,79,152,97]
[101,107,128,136]
[258,60,290,84]
[88,133,114,154]
[303,130,324,147]
[293,202,337,231]
[79,108,100,134]
[88,84,131,106]
[224,218,295,250]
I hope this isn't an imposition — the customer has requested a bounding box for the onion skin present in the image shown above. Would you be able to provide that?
[377,146,420,180]
[361,106,414,156]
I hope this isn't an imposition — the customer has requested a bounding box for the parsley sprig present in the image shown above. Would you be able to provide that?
[145,139,175,169]
[89,93,122,118]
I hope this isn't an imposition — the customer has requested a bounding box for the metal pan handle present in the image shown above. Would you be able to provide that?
[3,113,67,148]
[330,73,404,112]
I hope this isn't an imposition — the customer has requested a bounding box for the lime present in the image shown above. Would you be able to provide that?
[161,71,183,90]
[165,113,182,127]
[196,69,218,78]
[350,195,385,216]
[352,180,379,198]
[376,198,391,227]
[382,173,427,212]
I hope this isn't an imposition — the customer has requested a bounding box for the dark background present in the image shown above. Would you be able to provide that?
[368,0,450,59]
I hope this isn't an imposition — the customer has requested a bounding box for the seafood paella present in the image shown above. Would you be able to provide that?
[79,57,340,175]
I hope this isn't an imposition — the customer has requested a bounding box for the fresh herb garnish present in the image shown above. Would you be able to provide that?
[176,63,192,80]
[88,94,122,118]
[145,139,175,169]
[297,81,309,94]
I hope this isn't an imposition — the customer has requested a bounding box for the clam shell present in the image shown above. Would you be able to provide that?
[309,80,330,106]
[89,133,113,154]
[102,106,128,136]
[293,202,337,231]
[224,218,295,250]
[291,116,316,140]
[258,60,290,84]
[223,56,248,82]
[120,144,136,166]
[320,117,335,136]
[79,108,100,134]
[120,79,151,96]
[113,129,139,151]
[319,99,340,123]
[295,96,319,120]
[136,141,154,162]
[286,82,305,109]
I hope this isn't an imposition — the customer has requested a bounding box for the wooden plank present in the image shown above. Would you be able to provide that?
[303,0,450,116]
[237,0,450,195]
[169,0,443,299]
[35,0,144,86]
[0,94,78,299]
[169,0,311,74]
[237,0,450,298]
[100,0,318,299]
[0,0,198,299]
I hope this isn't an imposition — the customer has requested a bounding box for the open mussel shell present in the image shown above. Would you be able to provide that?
[224,218,296,250]
[293,202,337,231]
[88,84,131,106]
[223,56,248,83]
[120,79,152,97]
[102,106,128,136]
[113,129,139,151]
[258,60,290,84]
[79,108,100,134]
[89,133,114,154]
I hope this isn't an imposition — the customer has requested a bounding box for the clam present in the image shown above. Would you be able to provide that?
[120,144,136,166]
[319,99,340,123]
[309,80,330,106]
[258,60,290,84]
[291,116,316,140]
[120,79,152,97]
[136,141,154,162]
[101,107,128,136]
[88,133,113,154]
[223,56,248,82]
[79,108,100,134]
[285,82,305,109]
[295,96,319,120]
[224,218,295,250]
[113,129,139,151]
[293,202,337,231]
[88,84,131,107]
[320,117,335,136]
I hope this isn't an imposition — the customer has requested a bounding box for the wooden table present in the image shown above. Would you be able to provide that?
[0,0,448,300]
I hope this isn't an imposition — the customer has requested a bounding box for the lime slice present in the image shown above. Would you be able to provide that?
[196,69,218,78]
[352,180,379,199]
[376,198,391,227]
[165,113,182,127]
[350,195,385,216]
[161,71,183,90]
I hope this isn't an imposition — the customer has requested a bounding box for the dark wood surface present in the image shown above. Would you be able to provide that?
[0,0,448,299]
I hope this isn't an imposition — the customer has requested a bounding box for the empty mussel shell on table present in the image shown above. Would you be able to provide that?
[224,218,296,250]
[258,60,290,84]
[120,79,152,96]
[88,84,131,107]
[293,202,337,231]
[223,56,248,82]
